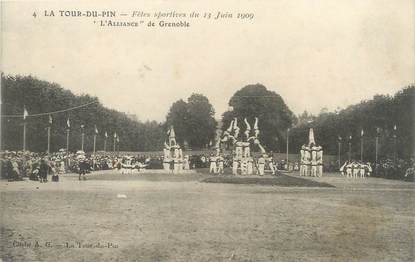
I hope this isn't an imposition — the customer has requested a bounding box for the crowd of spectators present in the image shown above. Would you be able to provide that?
[1,150,413,182]
[1,150,204,181]
[1,150,168,180]
[373,158,414,181]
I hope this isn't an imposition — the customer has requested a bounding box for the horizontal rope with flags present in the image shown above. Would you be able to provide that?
[0,101,98,118]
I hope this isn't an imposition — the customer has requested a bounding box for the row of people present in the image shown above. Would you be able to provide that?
[208,154,277,176]
[162,156,191,173]
[339,159,414,180]
[339,161,372,178]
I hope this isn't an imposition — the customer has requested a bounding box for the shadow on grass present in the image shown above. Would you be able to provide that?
[202,174,335,188]
[86,171,209,182]
[85,169,334,187]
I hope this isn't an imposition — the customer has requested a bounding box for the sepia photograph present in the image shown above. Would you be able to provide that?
[1,1,414,261]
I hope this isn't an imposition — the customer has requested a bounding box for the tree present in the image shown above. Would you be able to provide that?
[165,99,189,146]
[221,84,296,151]
[288,85,414,160]
[165,93,217,149]
[186,93,217,148]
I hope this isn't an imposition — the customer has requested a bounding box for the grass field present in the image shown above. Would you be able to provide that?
[1,170,414,262]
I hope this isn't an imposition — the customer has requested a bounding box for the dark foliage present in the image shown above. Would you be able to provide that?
[221,84,297,151]
[1,75,165,152]
[289,86,415,161]
[165,93,217,149]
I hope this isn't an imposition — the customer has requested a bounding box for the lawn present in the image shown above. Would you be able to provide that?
[0,171,413,261]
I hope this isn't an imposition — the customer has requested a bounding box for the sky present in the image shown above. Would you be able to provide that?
[2,0,414,122]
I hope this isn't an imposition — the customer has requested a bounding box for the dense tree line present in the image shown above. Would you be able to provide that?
[1,75,165,152]
[289,86,414,161]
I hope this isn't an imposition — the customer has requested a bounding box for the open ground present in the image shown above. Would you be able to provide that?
[1,171,414,262]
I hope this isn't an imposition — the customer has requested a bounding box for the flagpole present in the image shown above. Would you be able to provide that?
[375,135,379,165]
[393,125,397,164]
[360,129,364,161]
[93,134,96,155]
[360,137,363,161]
[348,136,352,161]
[393,136,397,163]
[22,106,27,151]
[66,118,70,156]
[81,125,85,151]
[113,134,116,152]
[92,130,97,170]
[66,119,70,170]
[104,136,107,152]
[23,121,27,152]
[117,138,120,154]
[338,138,341,169]
[47,126,51,154]
[81,133,84,151]
[286,128,289,162]
[66,129,70,153]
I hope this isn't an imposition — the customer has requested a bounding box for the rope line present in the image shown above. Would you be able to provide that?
[1,101,98,118]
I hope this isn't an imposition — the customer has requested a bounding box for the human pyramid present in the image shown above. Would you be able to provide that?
[162,126,190,173]
[216,117,275,176]
[299,128,324,177]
